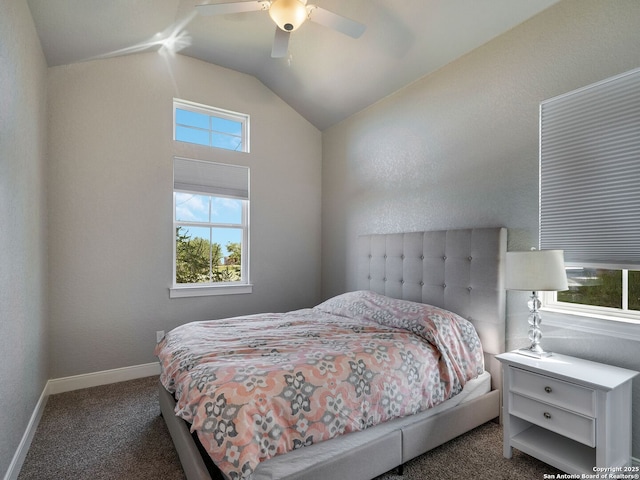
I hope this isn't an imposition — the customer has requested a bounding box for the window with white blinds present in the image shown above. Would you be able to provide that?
[539,67,640,268]
[173,157,249,200]
[171,157,251,297]
[539,68,640,326]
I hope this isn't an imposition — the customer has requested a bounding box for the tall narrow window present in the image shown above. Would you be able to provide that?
[171,158,250,297]
[174,99,249,152]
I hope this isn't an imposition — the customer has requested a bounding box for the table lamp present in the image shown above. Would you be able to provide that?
[506,249,568,358]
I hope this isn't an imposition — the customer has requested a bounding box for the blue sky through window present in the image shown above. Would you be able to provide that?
[176,109,208,129]
[175,108,243,151]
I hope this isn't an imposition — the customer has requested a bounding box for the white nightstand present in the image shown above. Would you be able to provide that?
[496,351,638,475]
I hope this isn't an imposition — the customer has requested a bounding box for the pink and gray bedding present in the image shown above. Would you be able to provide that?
[155,290,484,480]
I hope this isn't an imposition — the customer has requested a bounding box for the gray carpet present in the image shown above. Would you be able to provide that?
[18,376,561,479]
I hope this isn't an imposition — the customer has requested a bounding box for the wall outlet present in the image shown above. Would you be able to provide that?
[156,330,165,343]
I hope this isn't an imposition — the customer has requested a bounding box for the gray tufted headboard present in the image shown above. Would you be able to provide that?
[357,227,507,387]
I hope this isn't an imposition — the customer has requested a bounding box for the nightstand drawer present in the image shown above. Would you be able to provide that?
[510,367,595,416]
[510,393,596,447]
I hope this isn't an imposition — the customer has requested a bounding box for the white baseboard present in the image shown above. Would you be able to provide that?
[46,362,160,395]
[3,386,48,480]
[4,362,161,480]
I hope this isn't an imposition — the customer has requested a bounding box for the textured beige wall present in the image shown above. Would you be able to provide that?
[47,52,322,378]
[321,0,640,458]
[0,1,49,477]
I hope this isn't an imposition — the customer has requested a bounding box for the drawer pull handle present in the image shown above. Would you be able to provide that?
[544,386,552,393]
[543,412,552,419]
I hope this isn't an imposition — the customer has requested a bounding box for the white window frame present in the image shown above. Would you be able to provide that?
[170,191,251,298]
[541,263,640,341]
[173,98,250,153]
[541,301,640,342]
[169,97,252,299]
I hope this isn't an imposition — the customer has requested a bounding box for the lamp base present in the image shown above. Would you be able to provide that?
[517,346,552,358]
[517,290,552,359]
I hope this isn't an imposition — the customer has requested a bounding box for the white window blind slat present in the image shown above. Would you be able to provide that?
[539,67,640,266]
[173,157,249,200]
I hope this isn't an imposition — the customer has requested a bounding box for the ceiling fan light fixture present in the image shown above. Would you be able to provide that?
[269,0,308,32]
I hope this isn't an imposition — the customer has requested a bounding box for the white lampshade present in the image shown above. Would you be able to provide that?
[506,250,569,292]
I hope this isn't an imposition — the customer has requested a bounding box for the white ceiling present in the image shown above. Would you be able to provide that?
[27,0,560,130]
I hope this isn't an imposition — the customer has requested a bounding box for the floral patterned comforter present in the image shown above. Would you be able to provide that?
[155,290,484,479]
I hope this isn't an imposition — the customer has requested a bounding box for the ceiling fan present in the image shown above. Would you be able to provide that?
[195,0,366,58]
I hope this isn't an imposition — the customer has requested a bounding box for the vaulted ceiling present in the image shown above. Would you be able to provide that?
[27,0,560,130]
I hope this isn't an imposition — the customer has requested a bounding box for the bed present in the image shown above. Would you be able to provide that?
[157,227,507,480]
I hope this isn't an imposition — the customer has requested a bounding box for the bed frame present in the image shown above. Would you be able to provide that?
[159,227,507,480]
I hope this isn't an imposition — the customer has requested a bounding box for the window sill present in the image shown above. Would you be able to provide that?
[169,284,253,298]
[541,307,640,342]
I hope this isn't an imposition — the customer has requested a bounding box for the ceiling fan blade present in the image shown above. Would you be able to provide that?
[307,6,366,38]
[195,1,269,16]
[271,27,290,58]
